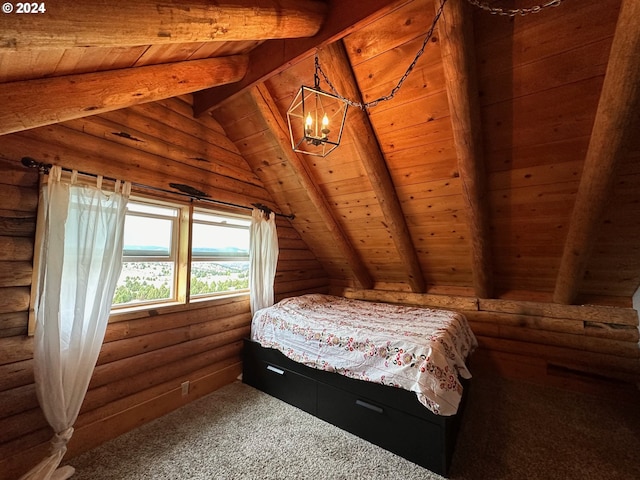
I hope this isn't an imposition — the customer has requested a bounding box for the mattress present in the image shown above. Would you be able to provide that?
[251,294,477,415]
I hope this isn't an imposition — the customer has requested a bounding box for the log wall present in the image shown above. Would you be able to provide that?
[341,288,640,392]
[0,97,329,480]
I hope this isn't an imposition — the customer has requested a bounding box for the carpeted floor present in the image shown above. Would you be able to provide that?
[67,372,640,479]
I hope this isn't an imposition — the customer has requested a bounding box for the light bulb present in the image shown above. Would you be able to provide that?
[321,113,330,138]
[305,113,313,127]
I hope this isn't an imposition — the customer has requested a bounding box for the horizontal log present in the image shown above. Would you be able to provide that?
[584,321,639,342]
[0,426,51,475]
[278,237,315,250]
[0,216,36,237]
[477,336,640,378]
[276,259,326,272]
[0,286,30,316]
[105,296,250,341]
[96,108,245,173]
[4,127,271,206]
[153,97,227,136]
[99,312,249,365]
[127,102,244,163]
[343,288,479,311]
[274,268,327,282]
[276,224,308,240]
[275,286,330,303]
[276,277,331,295]
[1,0,326,50]
[2,360,244,477]
[91,327,248,388]
[0,56,249,135]
[76,356,239,430]
[0,157,39,188]
[479,298,639,326]
[65,115,261,187]
[464,312,640,343]
[464,310,585,335]
[0,236,33,262]
[0,185,38,213]
[0,262,32,288]
[0,383,37,420]
[188,313,251,340]
[470,321,639,359]
[70,360,241,462]
[0,406,47,446]
[0,333,33,366]
[277,249,318,261]
[0,311,28,338]
[97,326,191,366]
[0,359,33,392]
[83,340,242,413]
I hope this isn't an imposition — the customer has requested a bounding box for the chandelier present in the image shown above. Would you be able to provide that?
[286,57,348,158]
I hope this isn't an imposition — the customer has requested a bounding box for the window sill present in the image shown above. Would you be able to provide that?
[108,292,250,323]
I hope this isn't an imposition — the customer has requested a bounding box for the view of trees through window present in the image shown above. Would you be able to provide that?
[190,210,250,298]
[190,261,249,296]
[113,262,174,305]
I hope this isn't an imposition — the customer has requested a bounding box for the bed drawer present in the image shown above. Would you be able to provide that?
[243,342,317,414]
[316,382,447,474]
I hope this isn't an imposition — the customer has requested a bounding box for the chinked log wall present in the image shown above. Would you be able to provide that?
[341,288,640,389]
[0,97,329,480]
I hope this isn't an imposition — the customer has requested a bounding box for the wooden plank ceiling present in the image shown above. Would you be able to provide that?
[1,0,639,305]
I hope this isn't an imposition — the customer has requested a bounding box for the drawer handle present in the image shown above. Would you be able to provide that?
[266,365,285,375]
[355,399,384,414]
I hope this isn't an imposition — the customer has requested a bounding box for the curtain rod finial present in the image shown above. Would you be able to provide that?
[252,203,295,220]
[21,157,52,173]
[252,203,272,215]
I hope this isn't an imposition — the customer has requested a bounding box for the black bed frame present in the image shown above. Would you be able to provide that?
[242,339,469,476]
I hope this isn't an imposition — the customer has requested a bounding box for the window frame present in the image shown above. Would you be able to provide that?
[111,197,186,311]
[109,195,251,315]
[189,207,251,301]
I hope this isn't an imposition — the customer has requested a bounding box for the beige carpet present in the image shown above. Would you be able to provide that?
[67,372,640,479]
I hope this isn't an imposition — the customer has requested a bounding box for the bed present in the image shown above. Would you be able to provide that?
[242,294,477,475]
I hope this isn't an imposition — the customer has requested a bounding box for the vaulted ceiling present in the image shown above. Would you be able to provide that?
[1,0,639,306]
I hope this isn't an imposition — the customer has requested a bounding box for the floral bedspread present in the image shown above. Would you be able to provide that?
[251,294,477,416]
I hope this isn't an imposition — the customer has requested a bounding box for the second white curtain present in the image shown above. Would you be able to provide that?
[249,208,278,316]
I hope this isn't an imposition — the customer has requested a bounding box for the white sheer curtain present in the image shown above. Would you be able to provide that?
[249,208,279,316]
[20,166,130,480]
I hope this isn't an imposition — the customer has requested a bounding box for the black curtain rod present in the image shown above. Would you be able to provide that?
[21,157,295,220]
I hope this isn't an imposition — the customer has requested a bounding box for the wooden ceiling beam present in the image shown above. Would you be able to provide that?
[193,0,412,117]
[250,84,374,290]
[318,41,427,294]
[0,56,248,136]
[0,0,327,50]
[438,0,493,299]
[553,0,640,305]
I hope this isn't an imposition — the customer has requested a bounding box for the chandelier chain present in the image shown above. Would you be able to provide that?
[315,0,563,110]
[316,0,447,110]
[465,0,564,17]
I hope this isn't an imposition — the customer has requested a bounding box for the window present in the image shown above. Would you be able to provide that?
[111,197,251,312]
[112,200,181,308]
[190,210,250,299]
